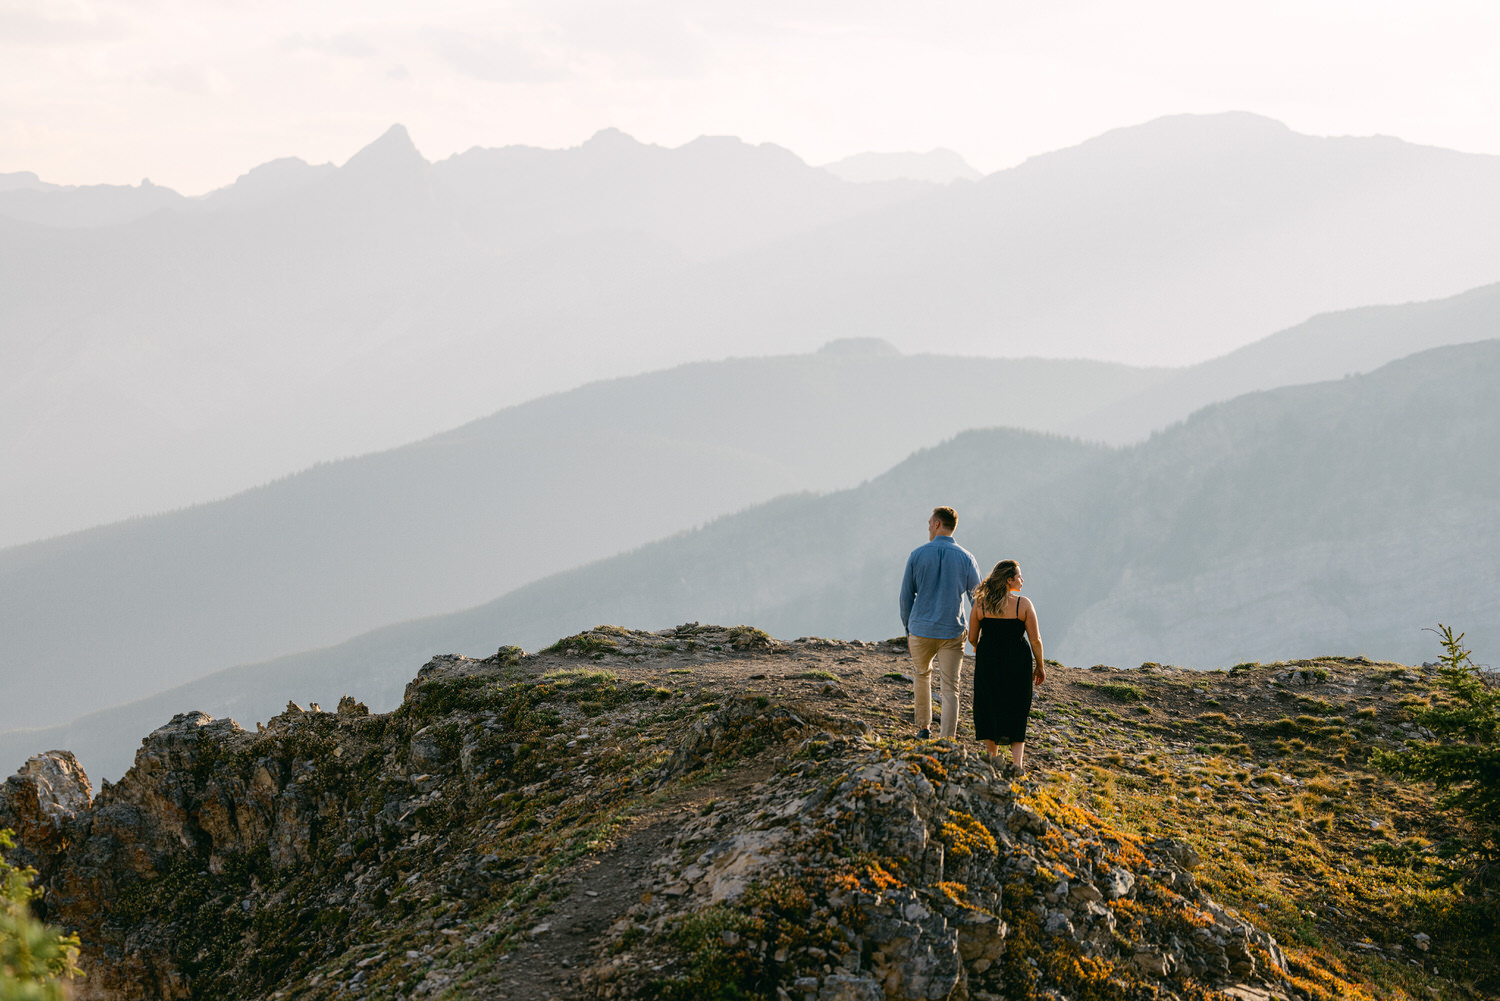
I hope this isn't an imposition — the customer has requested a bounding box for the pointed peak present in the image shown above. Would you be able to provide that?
[342,124,427,172]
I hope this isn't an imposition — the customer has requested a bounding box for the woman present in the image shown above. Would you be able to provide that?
[967,559,1046,771]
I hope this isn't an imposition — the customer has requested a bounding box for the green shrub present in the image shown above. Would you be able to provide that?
[1073,680,1144,702]
[1373,626,1500,895]
[544,633,620,657]
[726,626,774,651]
[1,830,80,1000]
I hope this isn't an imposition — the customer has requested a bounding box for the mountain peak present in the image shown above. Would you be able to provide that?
[0,170,52,192]
[341,124,427,175]
[582,127,645,151]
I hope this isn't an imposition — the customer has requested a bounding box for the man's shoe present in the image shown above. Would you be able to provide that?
[916,728,930,740]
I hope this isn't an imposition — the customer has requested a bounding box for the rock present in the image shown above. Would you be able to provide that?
[864,888,962,1000]
[1008,803,1047,835]
[1413,932,1431,951]
[1099,867,1136,900]
[699,828,792,903]
[409,727,448,771]
[1151,837,1202,870]
[1068,880,1103,906]
[953,907,1006,964]
[0,751,92,868]
[1132,948,1175,976]
[1043,910,1075,937]
[285,701,305,714]
[337,695,369,716]
[818,974,885,1001]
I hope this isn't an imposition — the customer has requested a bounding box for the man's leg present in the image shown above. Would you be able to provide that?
[934,637,964,739]
[907,635,939,734]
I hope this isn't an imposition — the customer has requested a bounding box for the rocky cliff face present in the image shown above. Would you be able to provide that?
[0,627,1480,1000]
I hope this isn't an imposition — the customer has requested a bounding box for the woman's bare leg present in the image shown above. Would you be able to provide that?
[1010,742,1025,771]
[984,739,998,757]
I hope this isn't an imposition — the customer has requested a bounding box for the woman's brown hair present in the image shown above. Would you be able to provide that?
[973,560,1020,615]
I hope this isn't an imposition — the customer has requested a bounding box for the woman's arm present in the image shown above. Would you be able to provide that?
[1022,597,1045,685]
[967,600,985,648]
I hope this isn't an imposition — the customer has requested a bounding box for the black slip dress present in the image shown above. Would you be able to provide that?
[973,596,1034,745]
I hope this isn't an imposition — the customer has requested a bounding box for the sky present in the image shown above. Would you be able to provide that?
[3,0,1500,194]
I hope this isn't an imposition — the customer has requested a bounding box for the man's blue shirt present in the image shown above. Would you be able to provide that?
[899,536,982,639]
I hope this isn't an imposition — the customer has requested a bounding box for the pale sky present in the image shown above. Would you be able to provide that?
[4,0,1500,194]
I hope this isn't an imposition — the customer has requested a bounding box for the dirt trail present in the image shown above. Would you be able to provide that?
[468,758,777,1000]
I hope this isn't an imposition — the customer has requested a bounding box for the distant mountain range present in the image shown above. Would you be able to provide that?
[1067,279,1500,443]
[7,270,1496,738]
[0,126,927,547]
[0,346,1165,733]
[12,337,1497,782]
[9,113,1500,546]
[346,338,1500,671]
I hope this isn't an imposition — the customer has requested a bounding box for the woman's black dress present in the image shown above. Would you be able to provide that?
[973,606,1033,745]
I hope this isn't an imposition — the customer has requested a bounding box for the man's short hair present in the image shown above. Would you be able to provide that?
[931,506,957,530]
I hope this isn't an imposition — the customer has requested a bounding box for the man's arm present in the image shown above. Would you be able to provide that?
[898,555,917,633]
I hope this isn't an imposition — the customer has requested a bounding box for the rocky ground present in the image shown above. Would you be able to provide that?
[2,624,1495,1001]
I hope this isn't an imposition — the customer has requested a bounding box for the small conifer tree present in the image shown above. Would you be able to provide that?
[0,830,80,1001]
[1373,625,1500,896]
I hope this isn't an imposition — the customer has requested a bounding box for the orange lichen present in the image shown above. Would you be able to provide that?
[939,810,999,859]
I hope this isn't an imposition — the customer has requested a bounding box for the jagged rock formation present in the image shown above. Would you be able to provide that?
[0,627,1483,1000]
[582,725,1287,1001]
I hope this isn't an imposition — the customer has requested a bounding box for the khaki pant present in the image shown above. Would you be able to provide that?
[908,634,964,738]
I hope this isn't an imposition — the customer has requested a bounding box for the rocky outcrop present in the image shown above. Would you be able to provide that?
[0,703,404,1000]
[2,634,1305,1001]
[585,721,1288,1001]
[0,749,91,872]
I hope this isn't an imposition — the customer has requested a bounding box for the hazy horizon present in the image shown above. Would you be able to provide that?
[7,2,1500,193]
[6,2,1500,788]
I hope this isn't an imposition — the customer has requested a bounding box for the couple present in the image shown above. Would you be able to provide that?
[898,506,1046,770]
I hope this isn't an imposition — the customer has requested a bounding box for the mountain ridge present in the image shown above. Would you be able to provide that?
[2,634,1490,999]
[11,337,1497,783]
[0,350,1165,734]
[10,113,1500,548]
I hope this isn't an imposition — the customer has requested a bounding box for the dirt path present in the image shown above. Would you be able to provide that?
[468,758,778,1000]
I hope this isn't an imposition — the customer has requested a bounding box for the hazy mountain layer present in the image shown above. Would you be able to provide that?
[0,127,929,547]
[0,348,1164,734]
[1068,279,1500,443]
[572,112,1500,371]
[297,338,1500,669]
[16,339,1496,781]
[10,113,1500,547]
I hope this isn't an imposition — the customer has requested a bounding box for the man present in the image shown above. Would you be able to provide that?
[899,506,981,740]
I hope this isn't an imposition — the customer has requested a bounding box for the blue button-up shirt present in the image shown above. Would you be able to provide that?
[899,536,982,639]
